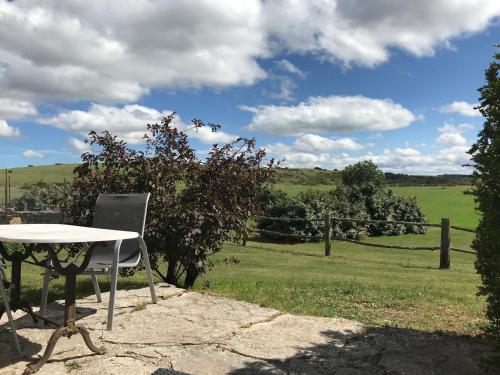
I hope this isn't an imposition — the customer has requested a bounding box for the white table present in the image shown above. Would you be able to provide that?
[0,224,138,374]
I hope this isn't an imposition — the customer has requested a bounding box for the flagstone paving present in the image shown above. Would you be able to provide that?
[0,284,492,374]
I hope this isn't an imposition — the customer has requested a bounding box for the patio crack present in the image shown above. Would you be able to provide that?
[234,312,283,332]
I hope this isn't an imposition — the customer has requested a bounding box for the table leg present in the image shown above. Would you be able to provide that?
[24,245,106,374]
[0,248,58,327]
[24,272,106,374]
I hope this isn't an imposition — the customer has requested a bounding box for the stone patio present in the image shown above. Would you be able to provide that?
[0,284,492,374]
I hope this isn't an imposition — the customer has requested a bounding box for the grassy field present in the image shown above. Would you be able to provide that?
[193,230,484,336]
[8,227,483,337]
[276,184,478,229]
[1,164,484,337]
[0,164,77,201]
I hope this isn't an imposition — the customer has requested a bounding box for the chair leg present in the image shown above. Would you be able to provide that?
[107,240,122,331]
[90,274,102,303]
[0,270,22,356]
[139,237,157,304]
[38,270,51,328]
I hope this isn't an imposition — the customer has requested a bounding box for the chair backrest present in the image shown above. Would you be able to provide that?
[92,193,150,265]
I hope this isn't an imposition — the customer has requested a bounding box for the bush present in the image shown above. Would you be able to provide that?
[68,115,274,288]
[256,189,369,242]
[256,162,426,242]
[11,182,70,211]
[468,51,500,369]
[256,190,325,242]
[364,190,426,236]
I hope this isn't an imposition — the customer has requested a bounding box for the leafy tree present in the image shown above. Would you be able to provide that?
[68,115,275,287]
[468,50,500,369]
[341,160,387,195]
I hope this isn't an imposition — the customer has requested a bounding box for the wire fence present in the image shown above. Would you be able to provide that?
[244,214,477,269]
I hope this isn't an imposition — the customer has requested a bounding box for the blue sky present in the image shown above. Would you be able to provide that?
[0,1,499,174]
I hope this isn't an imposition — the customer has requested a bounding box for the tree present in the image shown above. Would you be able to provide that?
[69,115,275,288]
[468,50,500,369]
[341,160,387,194]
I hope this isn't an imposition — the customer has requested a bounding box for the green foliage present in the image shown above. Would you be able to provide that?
[69,115,274,288]
[341,160,387,194]
[11,182,69,211]
[257,163,426,242]
[468,51,500,368]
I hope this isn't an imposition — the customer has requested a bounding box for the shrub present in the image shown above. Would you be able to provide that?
[68,115,274,288]
[256,191,323,242]
[11,182,70,211]
[468,51,500,369]
[257,189,368,242]
[256,162,426,242]
[364,190,426,236]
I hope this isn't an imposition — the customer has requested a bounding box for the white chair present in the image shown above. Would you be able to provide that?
[0,262,22,356]
[39,193,157,330]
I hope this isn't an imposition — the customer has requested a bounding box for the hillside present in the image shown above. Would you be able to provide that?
[0,164,473,202]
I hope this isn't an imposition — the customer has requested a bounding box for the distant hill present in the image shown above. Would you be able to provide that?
[384,172,471,186]
[0,164,472,202]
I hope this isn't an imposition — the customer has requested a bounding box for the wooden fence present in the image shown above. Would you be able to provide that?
[243,215,477,269]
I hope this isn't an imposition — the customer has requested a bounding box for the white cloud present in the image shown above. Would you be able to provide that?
[436,122,473,146]
[244,96,418,135]
[393,147,421,157]
[264,0,500,67]
[263,136,472,175]
[268,76,297,101]
[0,1,268,103]
[275,59,305,78]
[436,132,467,146]
[0,1,498,105]
[185,126,238,144]
[0,98,37,119]
[40,104,238,145]
[22,149,44,158]
[67,137,92,154]
[39,104,168,143]
[0,120,21,138]
[439,101,481,117]
[267,134,364,155]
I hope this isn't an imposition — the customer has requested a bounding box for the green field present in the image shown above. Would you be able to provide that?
[0,164,77,201]
[2,164,484,336]
[276,184,478,228]
[194,231,483,336]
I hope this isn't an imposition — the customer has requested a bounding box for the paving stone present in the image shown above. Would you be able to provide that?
[0,284,493,375]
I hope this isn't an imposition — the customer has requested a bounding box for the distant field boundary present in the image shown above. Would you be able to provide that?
[246,214,478,268]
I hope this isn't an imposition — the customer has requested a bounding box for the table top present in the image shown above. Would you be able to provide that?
[0,224,139,244]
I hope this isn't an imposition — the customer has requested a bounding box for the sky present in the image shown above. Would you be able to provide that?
[0,0,499,175]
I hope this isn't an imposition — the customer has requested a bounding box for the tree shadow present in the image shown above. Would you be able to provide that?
[228,326,495,374]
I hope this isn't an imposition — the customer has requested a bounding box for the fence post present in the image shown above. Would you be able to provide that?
[324,213,331,256]
[242,229,248,247]
[440,218,450,269]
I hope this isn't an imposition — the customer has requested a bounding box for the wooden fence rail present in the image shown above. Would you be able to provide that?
[244,215,478,269]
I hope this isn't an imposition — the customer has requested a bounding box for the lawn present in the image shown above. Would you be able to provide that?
[194,228,484,336]
[9,228,483,337]
[1,164,484,337]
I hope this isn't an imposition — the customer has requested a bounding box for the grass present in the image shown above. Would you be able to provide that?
[0,164,483,337]
[65,360,82,372]
[275,184,479,229]
[392,186,479,228]
[194,228,484,336]
[0,164,77,201]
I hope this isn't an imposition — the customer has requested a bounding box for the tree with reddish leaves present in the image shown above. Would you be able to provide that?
[68,114,275,287]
